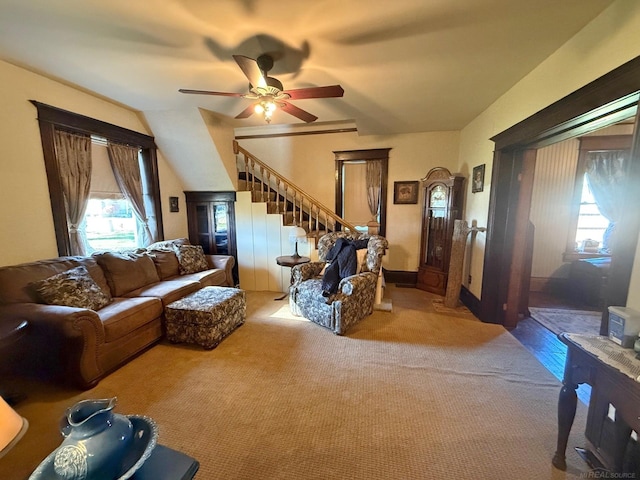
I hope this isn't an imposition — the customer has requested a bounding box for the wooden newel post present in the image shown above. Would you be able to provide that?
[444,220,469,308]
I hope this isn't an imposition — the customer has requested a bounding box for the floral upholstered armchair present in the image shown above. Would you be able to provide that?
[289,232,388,335]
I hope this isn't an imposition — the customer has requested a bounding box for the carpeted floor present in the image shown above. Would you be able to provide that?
[529,306,602,336]
[4,286,589,479]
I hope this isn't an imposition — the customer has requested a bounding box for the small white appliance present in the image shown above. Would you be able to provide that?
[608,306,640,348]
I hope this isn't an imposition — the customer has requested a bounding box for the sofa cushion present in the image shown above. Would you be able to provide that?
[97,297,163,343]
[173,244,209,274]
[0,256,111,305]
[123,279,201,307]
[31,265,112,310]
[178,269,227,287]
[94,251,160,297]
[147,249,180,279]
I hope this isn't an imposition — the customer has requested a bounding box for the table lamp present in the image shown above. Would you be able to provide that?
[289,226,307,259]
[0,395,28,459]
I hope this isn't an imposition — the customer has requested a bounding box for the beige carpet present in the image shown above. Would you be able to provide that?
[529,306,602,336]
[4,286,589,479]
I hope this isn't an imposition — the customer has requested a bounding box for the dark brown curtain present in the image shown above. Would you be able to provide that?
[107,142,154,245]
[53,130,92,255]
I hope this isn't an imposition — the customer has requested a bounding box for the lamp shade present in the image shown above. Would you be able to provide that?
[289,226,307,242]
[0,396,28,459]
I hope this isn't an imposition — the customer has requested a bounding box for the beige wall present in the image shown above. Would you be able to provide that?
[237,129,460,272]
[459,0,640,304]
[0,60,188,266]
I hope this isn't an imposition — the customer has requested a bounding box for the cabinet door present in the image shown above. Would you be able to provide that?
[193,203,216,254]
[424,184,448,270]
[212,203,229,255]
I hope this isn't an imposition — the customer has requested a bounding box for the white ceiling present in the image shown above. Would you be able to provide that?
[0,0,616,135]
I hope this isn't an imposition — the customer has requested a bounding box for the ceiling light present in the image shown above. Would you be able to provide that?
[254,99,277,123]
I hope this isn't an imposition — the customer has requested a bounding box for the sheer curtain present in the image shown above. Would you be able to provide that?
[366,160,382,222]
[53,130,92,255]
[585,150,628,252]
[106,142,154,246]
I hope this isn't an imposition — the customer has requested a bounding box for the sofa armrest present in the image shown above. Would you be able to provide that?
[0,303,105,389]
[205,255,235,286]
[291,262,325,286]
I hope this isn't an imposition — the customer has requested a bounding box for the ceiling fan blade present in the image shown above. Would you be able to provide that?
[179,89,244,97]
[280,101,318,123]
[283,85,344,100]
[232,55,267,89]
[235,104,255,119]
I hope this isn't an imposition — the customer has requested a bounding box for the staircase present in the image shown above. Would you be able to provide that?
[234,140,357,243]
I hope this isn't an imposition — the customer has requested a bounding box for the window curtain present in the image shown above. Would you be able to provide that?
[366,160,382,222]
[53,130,92,255]
[106,142,154,246]
[585,150,628,253]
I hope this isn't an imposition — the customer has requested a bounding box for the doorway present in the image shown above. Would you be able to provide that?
[525,120,635,336]
[334,149,390,236]
[479,56,640,333]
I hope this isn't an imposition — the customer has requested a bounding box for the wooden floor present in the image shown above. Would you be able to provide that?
[510,291,598,406]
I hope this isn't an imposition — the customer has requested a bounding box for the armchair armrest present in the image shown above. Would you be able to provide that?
[0,303,104,389]
[205,255,235,286]
[291,262,325,286]
[337,271,378,297]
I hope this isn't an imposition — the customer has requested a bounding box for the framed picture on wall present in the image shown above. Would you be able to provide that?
[472,164,485,193]
[169,196,179,212]
[393,181,419,204]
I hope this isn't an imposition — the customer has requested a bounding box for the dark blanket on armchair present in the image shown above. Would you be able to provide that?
[321,238,369,297]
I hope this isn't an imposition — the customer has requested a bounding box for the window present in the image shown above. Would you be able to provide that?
[574,173,609,251]
[566,135,632,257]
[31,101,164,257]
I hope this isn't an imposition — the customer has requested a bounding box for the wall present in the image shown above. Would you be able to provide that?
[529,123,635,283]
[237,128,460,272]
[0,59,188,266]
[458,0,640,305]
[530,139,580,280]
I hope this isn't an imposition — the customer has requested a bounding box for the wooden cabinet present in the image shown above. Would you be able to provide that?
[417,168,464,295]
[185,191,237,283]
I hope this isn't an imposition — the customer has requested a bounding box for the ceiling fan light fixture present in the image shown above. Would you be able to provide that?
[255,99,277,123]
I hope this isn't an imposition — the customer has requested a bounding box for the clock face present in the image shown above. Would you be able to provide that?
[430,185,447,209]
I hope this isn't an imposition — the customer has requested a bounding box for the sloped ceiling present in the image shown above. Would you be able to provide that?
[0,0,616,135]
[0,0,617,189]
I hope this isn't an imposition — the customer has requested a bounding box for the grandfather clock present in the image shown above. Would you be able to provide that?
[417,168,465,295]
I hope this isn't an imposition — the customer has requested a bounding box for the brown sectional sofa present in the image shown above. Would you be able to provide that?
[0,239,234,389]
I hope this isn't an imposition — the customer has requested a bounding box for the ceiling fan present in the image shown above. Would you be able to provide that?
[179,54,344,123]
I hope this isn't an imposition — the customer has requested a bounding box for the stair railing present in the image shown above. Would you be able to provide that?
[234,140,358,236]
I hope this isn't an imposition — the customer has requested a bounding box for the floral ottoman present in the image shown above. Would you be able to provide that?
[165,286,246,349]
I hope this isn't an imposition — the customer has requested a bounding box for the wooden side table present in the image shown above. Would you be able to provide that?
[133,444,199,479]
[0,319,28,405]
[275,255,310,300]
[552,333,640,473]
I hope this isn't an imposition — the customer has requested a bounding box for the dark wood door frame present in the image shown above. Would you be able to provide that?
[480,55,640,329]
[334,148,390,237]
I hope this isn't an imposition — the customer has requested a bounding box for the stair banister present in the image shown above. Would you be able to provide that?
[234,140,358,234]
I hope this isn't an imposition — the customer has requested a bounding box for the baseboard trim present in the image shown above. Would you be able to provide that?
[460,285,482,319]
[384,269,417,288]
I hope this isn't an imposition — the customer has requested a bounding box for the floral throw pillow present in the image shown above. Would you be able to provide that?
[173,244,209,274]
[32,265,112,311]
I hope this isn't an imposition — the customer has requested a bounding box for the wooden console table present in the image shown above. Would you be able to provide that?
[552,333,640,473]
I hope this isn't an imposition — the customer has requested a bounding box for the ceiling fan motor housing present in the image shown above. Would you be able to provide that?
[256,54,274,73]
